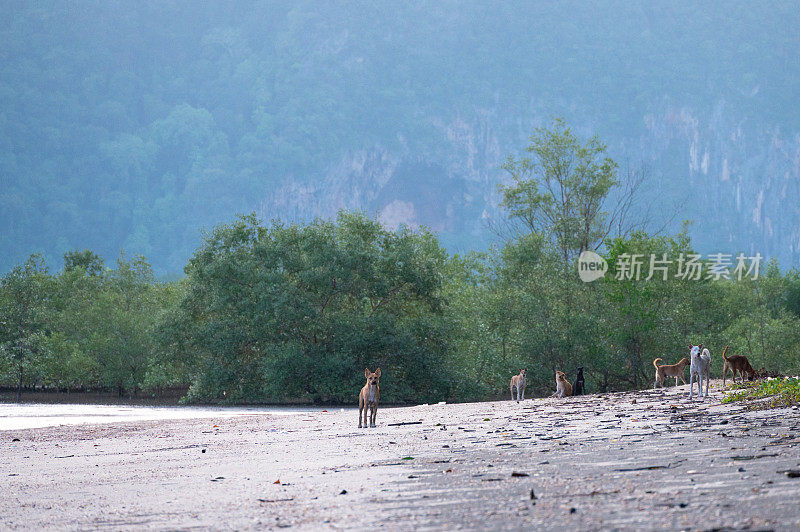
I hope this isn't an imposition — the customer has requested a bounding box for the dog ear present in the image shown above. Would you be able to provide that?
[699,344,703,351]
[365,368,371,378]
[374,368,381,378]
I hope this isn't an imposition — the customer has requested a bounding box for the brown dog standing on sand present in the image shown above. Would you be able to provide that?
[510,369,527,402]
[653,357,690,388]
[358,368,381,428]
[722,345,756,385]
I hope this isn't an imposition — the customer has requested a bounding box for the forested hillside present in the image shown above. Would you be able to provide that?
[1,1,799,274]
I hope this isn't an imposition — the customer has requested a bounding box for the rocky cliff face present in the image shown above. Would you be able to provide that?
[643,104,800,266]
[260,105,800,267]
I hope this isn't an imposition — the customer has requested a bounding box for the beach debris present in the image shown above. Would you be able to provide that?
[273,479,280,484]
[530,489,537,500]
[614,464,668,472]
[201,449,206,453]
[401,456,414,460]
[570,508,576,514]
[511,471,529,477]
[731,453,778,461]
[778,469,800,478]
[339,489,347,495]
[387,421,422,426]
[258,498,293,503]
[11,438,20,442]
[210,476,225,482]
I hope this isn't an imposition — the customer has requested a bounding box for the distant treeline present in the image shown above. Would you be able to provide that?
[2,122,799,403]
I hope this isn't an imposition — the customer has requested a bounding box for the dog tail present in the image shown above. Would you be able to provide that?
[722,345,729,361]
[653,358,662,369]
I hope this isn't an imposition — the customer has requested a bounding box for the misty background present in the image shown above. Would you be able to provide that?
[2,0,798,274]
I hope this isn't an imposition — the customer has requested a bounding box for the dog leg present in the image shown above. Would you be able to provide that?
[701,372,705,396]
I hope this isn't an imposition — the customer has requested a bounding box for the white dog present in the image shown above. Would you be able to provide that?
[688,344,711,400]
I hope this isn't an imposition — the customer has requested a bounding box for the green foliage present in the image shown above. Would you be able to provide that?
[723,378,800,408]
[63,250,104,276]
[501,117,619,260]
[160,211,455,403]
[0,250,179,398]
[0,254,54,399]
[1,210,799,404]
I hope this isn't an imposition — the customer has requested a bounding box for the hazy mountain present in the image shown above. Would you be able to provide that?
[1,1,798,273]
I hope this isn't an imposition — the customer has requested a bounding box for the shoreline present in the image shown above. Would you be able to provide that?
[3,380,800,530]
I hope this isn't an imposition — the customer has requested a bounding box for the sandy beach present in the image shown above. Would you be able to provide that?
[3,381,800,531]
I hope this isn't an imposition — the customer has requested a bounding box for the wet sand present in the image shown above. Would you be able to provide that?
[0,403,320,431]
[3,380,800,530]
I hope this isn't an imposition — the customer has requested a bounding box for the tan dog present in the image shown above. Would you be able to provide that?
[653,357,690,388]
[550,370,572,398]
[722,345,756,385]
[358,368,381,428]
[510,369,527,402]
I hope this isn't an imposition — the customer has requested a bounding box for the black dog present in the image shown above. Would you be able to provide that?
[573,367,585,395]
